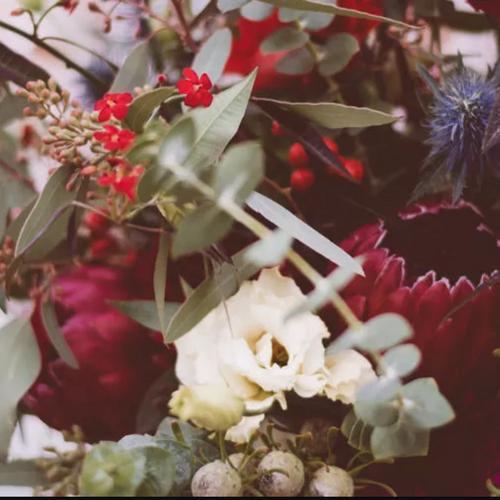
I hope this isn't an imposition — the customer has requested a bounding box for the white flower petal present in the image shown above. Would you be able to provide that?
[226,415,265,444]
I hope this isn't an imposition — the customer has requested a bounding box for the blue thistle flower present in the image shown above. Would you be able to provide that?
[413,62,500,203]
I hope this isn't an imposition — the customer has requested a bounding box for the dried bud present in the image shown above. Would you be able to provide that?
[191,461,243,497]
[258,452,305,497]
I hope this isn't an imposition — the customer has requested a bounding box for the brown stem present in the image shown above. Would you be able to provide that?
[171,0,198,53]
[263,177,306,221]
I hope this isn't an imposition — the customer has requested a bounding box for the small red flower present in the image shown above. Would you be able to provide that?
[177,68,213,108]
[291,169,315,191]
[328,155,364,182]
[98,158,143,201]
[94,93,133,123]
[288,143,309,169]
[94,125,136,151]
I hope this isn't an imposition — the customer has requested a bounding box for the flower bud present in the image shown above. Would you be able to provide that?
[257,452,305,497]
[27,93,40,104]
[307,466,354,497]
[40,89,50,99]
[191,461,243,497]
[169,385,244,432]
[11,8,26,16]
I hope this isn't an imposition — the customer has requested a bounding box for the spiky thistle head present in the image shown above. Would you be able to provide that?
[413,61,500,203]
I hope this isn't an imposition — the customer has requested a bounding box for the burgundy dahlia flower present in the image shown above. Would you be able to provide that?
[24,249,183,443]
[333,201,500,496]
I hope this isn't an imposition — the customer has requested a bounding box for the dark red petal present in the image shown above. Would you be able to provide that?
[368,257,405,316]
[94,100,107,111]
[117,93,133,104]
[182,68,199,83]
[200,89,213,107]
[98,107,112,123]
[112,103,129,121]
[184,91,202,108]
[200,73,213,90]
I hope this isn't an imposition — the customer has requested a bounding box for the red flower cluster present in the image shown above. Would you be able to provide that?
[94,93,133,123]
[94,125,136,152]
[468,1,500,17]
[97,158,143,201]
[177,68,213,108]
[287,138,364,191]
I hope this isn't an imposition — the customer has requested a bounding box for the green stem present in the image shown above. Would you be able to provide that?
[34,1,63,35]
[0,20,108,91]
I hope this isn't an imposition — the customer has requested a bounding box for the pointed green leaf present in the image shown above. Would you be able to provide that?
[110,301,182,331]
[261,27,310,55]
[154,231,170,334]
[214,141,265,205]
[173,204,233,257]
[276,47,314,75]
[401,378,455,430]
[0,317,41,460]
[125,88,176,133]
[165,249,260,342]
[318,33,359,76]
[247,192,364,274]
[259,0,414,28]
[243,229,292,267]
[110,40,152,93]
[241,1,275,20]
[192,29,233,85]
[41,299,78,369]
[6,198,37,242]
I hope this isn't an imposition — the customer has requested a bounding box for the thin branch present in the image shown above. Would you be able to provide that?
[171,0,198,53]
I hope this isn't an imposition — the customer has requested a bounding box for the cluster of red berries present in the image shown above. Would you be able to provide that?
[272,122,365,191]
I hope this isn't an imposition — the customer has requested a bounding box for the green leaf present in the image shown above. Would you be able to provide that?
[192,29,233,85]
[276,47,314,75]
[318,33,359,76]
[0,94,31,128]
[285,260,361,321]
[15,165,77,261]
[172,203,233,258]
[265,99,398,129]
[0,460,46,487]
[217,0,250,12]
[110,40,152,93]
[355,399,400,429]
[165,249,260,342]
[243,229,292,267]
[371,418,430,460]
[125,87,176,133]
[355,378,401,428]
[80,443,147,497]
[110,301,182,332]
[127,120,170,168]
[41,299,78,369]
[6,198,37,243]
[241,1,275,20]
[0,317,41,460]
[383,344,421,378]
[0,42,50,87]
[401,378,455,430]
[154,231,169,334]
[261,27,310,55]
[181,69,258,172]
[247,192,364,275]
[357,313,413,352]
[259,0,414,28]
[137,165,169,203]
[214,141,264,205]
[341,410,372,452]
[158,117,197,171]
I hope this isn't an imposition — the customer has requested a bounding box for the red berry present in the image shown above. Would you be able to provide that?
[291,169,315,191]
[272,121,284,136]
[158,74,168,85]
[288,143,309,169]
[323,137,339,154]
[343,157,364,182]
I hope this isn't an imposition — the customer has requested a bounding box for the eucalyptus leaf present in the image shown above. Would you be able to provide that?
[165,249,260,342]
[217,0,250,12]
[247,192,363,274]
[241,1,275,20]
[172,204,233,257]
[261,27,310,55]
[214,141,264,205]
[259,0,414,28]
[192,29,233,85]
[278,7,302,21]
[0,317,41,460]
[341,410,372,452]
[41,300,78,369]
[110,301,182,331]
[401,378,455,430]
[110,40,152,93]
[243,229,292,267]
[383,344,421,378]
[355,399,400,428]
[371,418,430,460]
[302,11,335,31]
[15,165,76,261]
[276,47,315,75]
[318,33,359,76]
[357,313,413,352]
[125,87,176,133]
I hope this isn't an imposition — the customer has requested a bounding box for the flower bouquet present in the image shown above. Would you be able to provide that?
[1,0,500,496]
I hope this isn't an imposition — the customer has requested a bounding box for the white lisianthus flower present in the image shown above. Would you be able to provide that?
[322,350,376,404]
[174,268,330,442]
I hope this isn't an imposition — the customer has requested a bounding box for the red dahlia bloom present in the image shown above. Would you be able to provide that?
[468,1,500,17]
[94,93,133,123]
[177,68,213,108]
[93,125,136,151]
[25,248,183,443]
[332,201,500,496]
